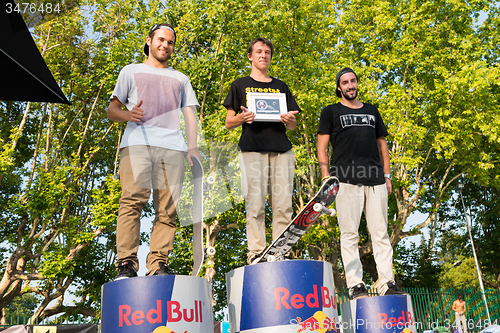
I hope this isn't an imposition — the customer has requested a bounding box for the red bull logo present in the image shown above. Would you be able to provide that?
[151,327,188,333]
[296,311,337,333]
[275,285,336,310]
[119,300,204,328]
[378,311,414,328]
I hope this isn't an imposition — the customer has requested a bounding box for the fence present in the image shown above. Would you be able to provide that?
[0,315,99,328]
[337,287,500,333]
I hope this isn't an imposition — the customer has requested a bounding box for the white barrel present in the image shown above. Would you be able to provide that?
[101,275,213,333]
[226,260,339,333]
[340,294,416,333]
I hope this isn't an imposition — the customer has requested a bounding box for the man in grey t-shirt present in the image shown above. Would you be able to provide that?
[107,23,201,279]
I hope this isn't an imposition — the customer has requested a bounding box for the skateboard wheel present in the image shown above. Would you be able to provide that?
[313,203,323,212]
[328,208,337,217]
[267,255,276,262]
[206,246,216,256]
[207,175,216,185]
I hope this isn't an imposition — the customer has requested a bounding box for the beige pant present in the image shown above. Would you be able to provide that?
[335,182,394,288]
[116,146,185,275]
[455,313,468,333]
[240,150,296,262]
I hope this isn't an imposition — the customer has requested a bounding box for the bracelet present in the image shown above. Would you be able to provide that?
[384,174,392,180]
[322,176,330,182]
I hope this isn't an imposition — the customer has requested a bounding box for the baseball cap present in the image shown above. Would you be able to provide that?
[335,67,357,98]
[143,24,177,56]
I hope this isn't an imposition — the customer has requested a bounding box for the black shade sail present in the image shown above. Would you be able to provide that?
[0,0,70,104]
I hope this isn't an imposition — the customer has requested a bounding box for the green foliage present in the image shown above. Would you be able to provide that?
[440,257,480,289]
[438,182,500,288]
[395,237,442,288]
[4,294,40,320]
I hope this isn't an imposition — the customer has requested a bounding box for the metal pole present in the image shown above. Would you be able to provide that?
[459,190,491,323]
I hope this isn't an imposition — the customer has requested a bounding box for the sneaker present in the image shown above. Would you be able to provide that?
[248,253,264,265]
[380,281,404,296]
[349,283,369,300]
[115,260,137,280]
[153,262,176,275]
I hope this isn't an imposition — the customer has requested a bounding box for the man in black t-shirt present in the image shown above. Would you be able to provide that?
[223,37,300,264]
[317,67,402,299]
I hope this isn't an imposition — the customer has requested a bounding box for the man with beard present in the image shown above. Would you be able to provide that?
[317,68,402,299]
[107,23,201,279]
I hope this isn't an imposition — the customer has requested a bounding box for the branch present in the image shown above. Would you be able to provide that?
[25,103,48,195]
[10,102,31,152]
[43,305,97,318]
[76,83,104,161]
[12,273,42,280]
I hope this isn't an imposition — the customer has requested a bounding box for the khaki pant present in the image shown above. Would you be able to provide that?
[456,313,468,333]
[335,182,394,288]
[116,146,184,275]
[240,150,296,262]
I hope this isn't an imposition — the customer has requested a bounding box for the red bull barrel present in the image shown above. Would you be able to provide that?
[101,275,213,333]
[340,294,416,333]
[226,260,339,333]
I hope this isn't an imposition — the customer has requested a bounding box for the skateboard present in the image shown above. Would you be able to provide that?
[251,176,340,264]
[190,156,216,276]
[191,156,204,276]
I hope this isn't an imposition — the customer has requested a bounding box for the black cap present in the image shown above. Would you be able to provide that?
[143,24,176,56]
[336,67,357,98]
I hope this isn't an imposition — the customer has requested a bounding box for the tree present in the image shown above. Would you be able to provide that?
[437,183,500,289]
[395,237,442,288]
[0,0,142,322]
[440,257,479,289]
[4,294,39,323]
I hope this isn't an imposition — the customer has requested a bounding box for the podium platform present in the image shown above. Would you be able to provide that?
[101,275,213,333]
[226,260,339,333]
[340,294,416,333]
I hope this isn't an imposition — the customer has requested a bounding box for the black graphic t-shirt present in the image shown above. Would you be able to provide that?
[223,76,301,152]
[317,102,389,185]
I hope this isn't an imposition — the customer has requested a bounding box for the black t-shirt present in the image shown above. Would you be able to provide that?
[223,76,300,152]
[317,102,389,185]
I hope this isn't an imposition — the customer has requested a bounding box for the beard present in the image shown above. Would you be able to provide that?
[340,87,358,100]
[151,47,171,63]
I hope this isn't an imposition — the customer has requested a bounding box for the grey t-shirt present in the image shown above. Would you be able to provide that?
[111,63,199,151]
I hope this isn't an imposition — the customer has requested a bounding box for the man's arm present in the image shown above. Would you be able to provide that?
[107,97,143,123]
[317,133,331,180]
[452,300,458,312]
[181,106,202,166]
[377,136,392,195]
[225,106,255,130]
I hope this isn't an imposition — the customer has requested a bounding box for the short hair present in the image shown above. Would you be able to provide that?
[148,23,176,42]
[247,37,274,58]
[458,295,463,300]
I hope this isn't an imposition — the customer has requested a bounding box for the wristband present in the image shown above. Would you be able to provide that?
[322,176,330,182]
[384,174,392,180]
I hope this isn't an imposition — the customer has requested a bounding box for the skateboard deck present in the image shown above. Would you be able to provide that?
[251,176,340,264]
[191,156,204,276]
